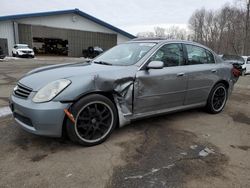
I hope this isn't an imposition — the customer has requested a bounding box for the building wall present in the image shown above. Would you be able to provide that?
[0,13,132,56]
[0,21,14,55]
[117,33,130,44]
[17,14,131,44]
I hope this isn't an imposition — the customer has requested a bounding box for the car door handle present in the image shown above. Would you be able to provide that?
[177,73,185,77]
[211,69,217,73]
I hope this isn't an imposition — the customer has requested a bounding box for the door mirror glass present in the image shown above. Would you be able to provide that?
[147,61,164,69]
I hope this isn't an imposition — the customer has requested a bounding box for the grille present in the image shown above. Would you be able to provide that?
[14,83,32,99]
[21,51,31,53]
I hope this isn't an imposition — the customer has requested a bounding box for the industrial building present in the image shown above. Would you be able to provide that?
[0,9,135,57]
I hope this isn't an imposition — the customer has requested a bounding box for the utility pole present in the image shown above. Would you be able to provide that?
[243,0,250,55]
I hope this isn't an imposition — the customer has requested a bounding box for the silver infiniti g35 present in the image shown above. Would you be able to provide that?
[9,39,240,146]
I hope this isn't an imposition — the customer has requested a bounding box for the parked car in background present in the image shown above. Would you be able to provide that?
[12,44,35,58]
[242,56,250,75]
[221,54,246,75]
[82,46,103,58]
[10,39,240,146]
[0,46,5,59]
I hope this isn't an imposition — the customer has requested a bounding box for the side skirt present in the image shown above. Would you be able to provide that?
[120,102,206,126]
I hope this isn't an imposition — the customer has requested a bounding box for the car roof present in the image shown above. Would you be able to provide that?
[131,38,203,45]
[129,38,215,53]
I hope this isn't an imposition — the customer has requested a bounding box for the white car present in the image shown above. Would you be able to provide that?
[12,44,35,58]
[242,56,250,75]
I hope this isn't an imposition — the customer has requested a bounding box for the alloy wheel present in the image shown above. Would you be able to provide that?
[75,101,114,143]
[211,86,227,112]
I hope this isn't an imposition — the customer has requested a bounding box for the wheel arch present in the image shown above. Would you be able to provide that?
[213,80,229,90]
[73,91,116,105]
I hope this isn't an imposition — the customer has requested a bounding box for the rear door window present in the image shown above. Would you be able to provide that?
[185,44,215,64]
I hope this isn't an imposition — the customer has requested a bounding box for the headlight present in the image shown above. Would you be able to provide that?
[33,79,71,103]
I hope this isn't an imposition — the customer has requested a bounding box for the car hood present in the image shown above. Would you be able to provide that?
[19,62,137,91]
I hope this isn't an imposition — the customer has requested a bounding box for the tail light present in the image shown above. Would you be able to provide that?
[232,66,241,77]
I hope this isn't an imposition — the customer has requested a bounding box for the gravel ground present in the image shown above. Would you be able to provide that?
[0,57,249,188]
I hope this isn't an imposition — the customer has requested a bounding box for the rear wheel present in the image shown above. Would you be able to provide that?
[66,94,118,146]
[206,83,228,114]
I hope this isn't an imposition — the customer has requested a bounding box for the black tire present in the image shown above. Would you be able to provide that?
[242,69,246,76]
[206,83,228,114]
[66,94,118,146]
[12,52,15,57]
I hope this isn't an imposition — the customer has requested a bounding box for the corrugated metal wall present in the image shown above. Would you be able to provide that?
[67,29,117,56]
[18,24,117,57]
[18,24,32,47]
[0,21,15,55]
[0,38,8,55]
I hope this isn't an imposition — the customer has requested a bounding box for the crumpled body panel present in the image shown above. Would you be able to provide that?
[92,74,135,126]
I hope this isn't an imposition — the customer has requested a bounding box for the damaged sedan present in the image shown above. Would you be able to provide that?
[9,39,240,146]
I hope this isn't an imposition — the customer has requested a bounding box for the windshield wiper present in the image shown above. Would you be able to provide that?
[93,61,112,66]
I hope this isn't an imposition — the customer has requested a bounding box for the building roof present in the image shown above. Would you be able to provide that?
[0,9,135,39]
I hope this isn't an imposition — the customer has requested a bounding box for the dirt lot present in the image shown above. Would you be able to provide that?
[0,57,249,188]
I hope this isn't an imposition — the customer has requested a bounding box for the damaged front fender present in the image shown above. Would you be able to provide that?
[55,65,138,127]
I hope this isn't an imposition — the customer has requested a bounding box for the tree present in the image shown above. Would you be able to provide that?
[243,0,250,55]
[137,32,155,38]
[165,26,188,40]
[154,27,166,37]
[189,3,249,55]
[136,26,189,40]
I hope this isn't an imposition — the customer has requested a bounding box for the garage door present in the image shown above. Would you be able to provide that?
[67,30,117,57]
[18,24,32,47]
[18,24,117,57]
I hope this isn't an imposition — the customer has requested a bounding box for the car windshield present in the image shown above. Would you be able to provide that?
[17,45,29,49]
[93,42,156,66]
[222,55,244,64]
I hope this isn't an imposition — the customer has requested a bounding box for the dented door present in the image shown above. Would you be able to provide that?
[134,66,188,114]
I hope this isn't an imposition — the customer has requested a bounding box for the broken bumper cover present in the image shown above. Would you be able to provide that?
[10,94,71,137]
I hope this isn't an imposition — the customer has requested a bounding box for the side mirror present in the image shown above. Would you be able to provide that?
[247,57,250,61]
[247,57,250,63]
[147,61,164,69]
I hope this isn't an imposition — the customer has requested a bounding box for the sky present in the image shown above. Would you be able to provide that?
[1,0,237,35]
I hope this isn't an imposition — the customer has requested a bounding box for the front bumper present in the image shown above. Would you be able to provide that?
[10,93,71,137]
[18,53,34,57]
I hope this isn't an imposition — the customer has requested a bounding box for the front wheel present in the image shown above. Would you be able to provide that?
[206,83,228,114]
[66,94,118,146]
[242,69,246,76]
